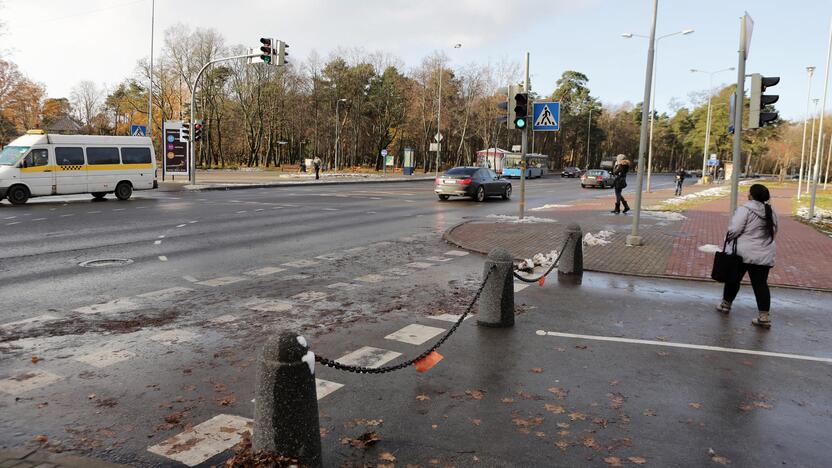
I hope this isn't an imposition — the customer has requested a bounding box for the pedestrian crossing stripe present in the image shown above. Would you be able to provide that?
[535,105,556,127]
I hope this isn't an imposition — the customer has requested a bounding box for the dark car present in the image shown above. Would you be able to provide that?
[580,169,613,188]
[561,167,583,178]
[434,167,512,202]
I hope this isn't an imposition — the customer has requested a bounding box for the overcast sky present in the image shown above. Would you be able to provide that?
[2,0,830,120]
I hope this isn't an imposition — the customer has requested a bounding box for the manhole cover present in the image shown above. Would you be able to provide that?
[79,258,134,268]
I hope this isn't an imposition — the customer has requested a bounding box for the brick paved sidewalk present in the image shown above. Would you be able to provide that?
[0,448,126,468]
[445,185,832,291]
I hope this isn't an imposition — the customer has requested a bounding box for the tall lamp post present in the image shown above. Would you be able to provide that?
[435,43,463,177]
[585,107,593,169]
[690,67,734,183]
[806,98,820,195]
[147,0,155,138]
[335,98,348,172]
[798,66,816,199]
[623,27,694,192]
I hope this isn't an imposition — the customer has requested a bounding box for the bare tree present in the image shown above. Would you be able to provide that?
[70,80,102,128]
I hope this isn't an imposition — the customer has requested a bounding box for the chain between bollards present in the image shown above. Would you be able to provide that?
[314,264,496,374]
[512,232,574,283]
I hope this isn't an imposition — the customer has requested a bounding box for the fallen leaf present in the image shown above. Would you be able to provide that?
[752,401,772,410]
[569,412,587,421]
[738,404,753,412]
[575,345,588,350]
[556,422,570,429]
[547,387,568,400]
[712,455,731,465]
[689,402,702,409]
[643,408,656,417]
[531,367,544,373]
[544,403,566,414]
[609,379,620,386]
[471,419,481,426]
[656,351,670,357]
[628,456,647,465]
[593,417,608,428]
[558,430,571,437]
[556,347,566,352]
[466,389,486,400]
[739,359,753,366]
[428,460,441,466]
[416,394,430,401]
[217,395,236,406]
[535,431,546,438]
[343,430,381,449]
[431,424,438,430]
[34,434,48,443]
[582,436,600,449]
[608,392,626,409]
[164,412,184,424]
[31,356,43,364]
[379,452,396,462]
[319,427,329,438]
[603,456,623,466]
[655,336,668,342]
[87,394,96,400]
[501,398,515,404]
[35,402,48,409]
[555,440,570,451]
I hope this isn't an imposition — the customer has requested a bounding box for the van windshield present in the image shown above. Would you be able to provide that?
[0,146,29,165]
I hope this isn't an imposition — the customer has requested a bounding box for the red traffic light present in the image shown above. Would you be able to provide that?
[259,38,272,46]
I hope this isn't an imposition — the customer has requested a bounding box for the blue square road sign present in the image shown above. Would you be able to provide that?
[532,102,560,131]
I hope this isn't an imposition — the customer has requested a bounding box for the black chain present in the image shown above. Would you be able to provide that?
[314,265,496,374]
[512,232,574,283]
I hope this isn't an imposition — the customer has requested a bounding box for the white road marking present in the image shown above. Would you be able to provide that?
[31,218,47,221]
[1,314,58,330]
[326,282,359,290]
[425,256,453,262]
[444,250,469,257]
[158,235,166,239]
[59,214,74,217]
[113,208,125,212]
[385,323,446,345]
[254,208,265,212]
[5,222,20,226]
[87,211,102,214]
[282,273,311,281]
[189,220,198,224]
[137,287,194,300]
[149,329,197,345]
[73,298,138,315]
[182,275,199,283]
[343,247,367,254]
[429,313,473,323]
[3,216,16,219]
[321,208,339,211]
[246,299,293,313]
[197,276,246,287]
[315,252,345,261]
[147,414,252,467]
[158,256,168,262]
[244,267,287,276]
[514,283,529,292]
[154,240,162,245]
[0,371,64,395]
[176,223,187,228]
[354,274,386,284]
[366,211,377,214]
[75,348,135,368]
[535,330,832,364]
[383,268,411,277]
[337,346,401,368]
[281,259,320,268]
[405,262,434,269]
[290,291,328,302]
[136,206,148,209]
[235,210,248,214]
[316,378,343,399]
[210,314,239,324]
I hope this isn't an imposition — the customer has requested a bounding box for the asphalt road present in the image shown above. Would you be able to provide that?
[0,173,693,465]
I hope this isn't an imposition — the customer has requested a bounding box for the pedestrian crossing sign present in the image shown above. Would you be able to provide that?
[532,102,560,131]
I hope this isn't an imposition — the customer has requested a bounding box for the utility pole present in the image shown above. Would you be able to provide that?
[810,16,832,218]
[586,107,593,169]
[797,66,815,200]
[626,0,658,247]
[519,52,529,220]
[147,0,155,138]
[436,61,442,178]
[729,13,751,216]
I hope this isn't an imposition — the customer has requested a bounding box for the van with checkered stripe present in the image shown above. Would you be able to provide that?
[0,131,157,205]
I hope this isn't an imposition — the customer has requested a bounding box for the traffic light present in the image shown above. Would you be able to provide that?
[259,37,274,64]
[496,94,509,127]
[506,85,520,129]
[193,120,204,141]
[748,73,780,129]
[277,40,289,66]
[513,91,529,130]
[179,122,190,142]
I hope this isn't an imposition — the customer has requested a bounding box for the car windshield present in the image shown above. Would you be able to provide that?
[445,167,477,176]
[0,146,29,165]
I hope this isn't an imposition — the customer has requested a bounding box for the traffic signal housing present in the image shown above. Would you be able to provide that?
[193,121,204,141]
[748,73,780,129]
[179,122,190,142]
[513,91,529,130]
[277,40,289,66]
[259,37,275,64]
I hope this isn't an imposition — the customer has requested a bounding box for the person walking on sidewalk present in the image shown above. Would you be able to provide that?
[716,184,778,328]
[611,154,631,214]
[675,169,686,196]
[313,156,322,180]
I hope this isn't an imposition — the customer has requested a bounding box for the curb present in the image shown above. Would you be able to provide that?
[162,176,435,192]
[443,220,832,294]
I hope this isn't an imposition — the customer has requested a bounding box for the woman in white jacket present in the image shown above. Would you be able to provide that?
[716,184,778,328]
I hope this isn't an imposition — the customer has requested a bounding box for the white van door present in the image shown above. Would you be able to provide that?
[19,147,55,196]
[54,146,88,194]
[85,147,120,192]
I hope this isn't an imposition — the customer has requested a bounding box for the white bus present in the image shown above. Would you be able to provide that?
[0,131,157,205]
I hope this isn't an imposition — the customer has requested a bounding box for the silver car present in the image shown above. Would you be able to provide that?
[581,169,613,188]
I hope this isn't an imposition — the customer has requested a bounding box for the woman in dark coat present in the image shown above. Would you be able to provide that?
[611,154,631,214]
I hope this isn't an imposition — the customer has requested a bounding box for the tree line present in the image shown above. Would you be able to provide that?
[2,24,816,176]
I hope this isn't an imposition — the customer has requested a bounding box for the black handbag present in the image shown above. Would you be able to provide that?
[711,238,743,283]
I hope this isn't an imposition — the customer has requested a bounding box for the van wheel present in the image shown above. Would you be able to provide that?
[92,192,107,200]
[115,182,133,201]
[7,185,30,205]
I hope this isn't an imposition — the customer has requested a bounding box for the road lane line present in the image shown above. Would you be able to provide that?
[385,324,446,345]
[197,276,246,287]
[158,256,168,261]
[337,346,401,368]
[535,330,832,364]
[154,240,162,245]
[176,223,187,228]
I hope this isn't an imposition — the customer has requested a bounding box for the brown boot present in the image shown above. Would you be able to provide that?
[752,311,771,329]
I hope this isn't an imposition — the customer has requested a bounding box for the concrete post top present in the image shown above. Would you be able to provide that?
[487,247,514,263]
[565,223,582,233]
[261,332,309,363]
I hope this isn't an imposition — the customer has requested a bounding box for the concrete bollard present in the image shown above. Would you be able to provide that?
[557,223,583,285]
[253,332,322,467]
[477,247,515,327]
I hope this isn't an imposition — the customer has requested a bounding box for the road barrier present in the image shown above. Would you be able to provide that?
[478,248,516,327]
[557,223,584,284]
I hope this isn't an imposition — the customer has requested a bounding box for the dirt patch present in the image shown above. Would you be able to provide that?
[0,310,180,345]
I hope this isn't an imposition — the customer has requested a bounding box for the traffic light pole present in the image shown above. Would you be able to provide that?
[519,52,529,220]
[809,17,832,219]
[189,52,260,185]
[729,15,748,217]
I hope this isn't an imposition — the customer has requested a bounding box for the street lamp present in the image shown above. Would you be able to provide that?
[806,98,820,195]
[335,98,348,172]
[623,27,694,192]
[797,66,816,199]
[690,67,735,184]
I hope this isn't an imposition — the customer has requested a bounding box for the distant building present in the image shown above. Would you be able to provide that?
[43,116,82,134]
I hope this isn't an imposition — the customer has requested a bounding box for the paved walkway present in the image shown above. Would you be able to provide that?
[445,185,832,290]
[0,448,125,467]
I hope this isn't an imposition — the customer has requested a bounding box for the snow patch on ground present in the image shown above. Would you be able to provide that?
[516,250,559,272]
[661,187,729,206]
[583,230,614,246]
[797,206,832,220]
[529,204,573,211]
[697,244,722,253]
[487,214,557,224]
[641,210,687,221]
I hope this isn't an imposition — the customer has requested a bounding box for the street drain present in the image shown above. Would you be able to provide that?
[79,258,134,268]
